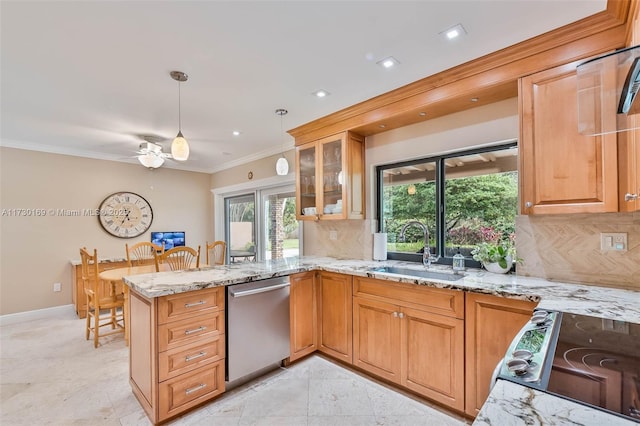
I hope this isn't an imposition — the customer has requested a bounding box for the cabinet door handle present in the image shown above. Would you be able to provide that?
[185,351,207,362]
[185,326,207,335]
[185,383,207,395]
[624,193,638,201]
[525,201,533,208]
[398,312,405,319]
[392,312,398,318]
[185,300,206,308]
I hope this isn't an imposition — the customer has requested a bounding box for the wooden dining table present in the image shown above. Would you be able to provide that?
[99,263,170,345]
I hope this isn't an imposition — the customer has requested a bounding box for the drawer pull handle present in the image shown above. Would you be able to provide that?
[184,326,207,335]
[185,300,206,308]
[185,351,207,362]
[185,383,207,395]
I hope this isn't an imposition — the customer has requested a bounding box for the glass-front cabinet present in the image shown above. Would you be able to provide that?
[295,131,364,221]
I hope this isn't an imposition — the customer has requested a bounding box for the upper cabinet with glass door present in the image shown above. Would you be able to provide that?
[295,131,365,221]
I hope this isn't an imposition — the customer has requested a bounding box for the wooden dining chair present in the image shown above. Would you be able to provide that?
[126,241,164,267]
[80,247,125,348]
[206,240,227,265]
[154,246,200,271]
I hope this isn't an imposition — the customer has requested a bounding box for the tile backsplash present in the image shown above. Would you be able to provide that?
[516,212,640,290]
[303,213,639,291]
[303,220,373,260]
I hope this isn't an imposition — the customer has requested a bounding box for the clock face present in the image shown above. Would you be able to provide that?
[98,192,153,238]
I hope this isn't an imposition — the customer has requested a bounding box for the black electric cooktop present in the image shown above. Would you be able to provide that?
[499,310,640,422]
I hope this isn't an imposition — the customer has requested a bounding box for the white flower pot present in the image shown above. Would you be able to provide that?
[483,257,512,274]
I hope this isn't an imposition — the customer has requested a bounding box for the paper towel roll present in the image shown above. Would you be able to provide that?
[373,233,387,261]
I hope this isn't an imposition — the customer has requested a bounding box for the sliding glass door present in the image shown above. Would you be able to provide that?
[223,184,300,263]
[262,189,299,260]
[224,194,256,264]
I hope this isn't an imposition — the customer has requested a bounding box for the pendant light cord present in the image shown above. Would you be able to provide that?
[177,80,182,133]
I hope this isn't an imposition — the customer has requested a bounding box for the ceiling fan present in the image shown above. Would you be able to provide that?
[136,140,173,169]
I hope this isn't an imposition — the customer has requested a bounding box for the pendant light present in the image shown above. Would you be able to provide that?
[170,71,189,161]
[275,108,289,176]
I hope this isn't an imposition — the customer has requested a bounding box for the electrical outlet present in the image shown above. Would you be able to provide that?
[329,230,338,240]
[53,282,61,292]
[600,232,627,252]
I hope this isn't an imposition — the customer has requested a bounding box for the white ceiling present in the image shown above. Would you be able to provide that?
[1,1,606,173]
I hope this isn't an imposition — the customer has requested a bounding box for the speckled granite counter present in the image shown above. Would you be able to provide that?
[123,256,640,324]
[122,255,640,425]
[474,380,637,425]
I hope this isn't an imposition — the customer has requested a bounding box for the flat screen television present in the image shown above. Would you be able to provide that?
[151,231,185,250]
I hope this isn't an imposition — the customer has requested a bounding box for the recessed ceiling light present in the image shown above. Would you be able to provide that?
[440,23,466,40]
[232,131,241,136]
[312,89,330,98]
[377,56,400,69]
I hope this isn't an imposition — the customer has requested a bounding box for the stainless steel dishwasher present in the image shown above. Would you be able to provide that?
[226,276,290,387]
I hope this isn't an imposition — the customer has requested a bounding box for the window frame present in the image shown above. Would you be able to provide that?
[375,141,518,267]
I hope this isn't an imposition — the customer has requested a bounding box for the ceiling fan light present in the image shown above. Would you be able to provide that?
[171,131,189,161]
[138,153,165,169]
[276,156,289,175]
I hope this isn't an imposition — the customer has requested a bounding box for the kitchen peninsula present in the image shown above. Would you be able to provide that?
[123,256,640,425]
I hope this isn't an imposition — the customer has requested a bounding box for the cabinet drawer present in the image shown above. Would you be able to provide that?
[158,311,225,352]
[158,360,225,422]
[354,277,464,319]
[158,287,225,324]
[159,335,225,382]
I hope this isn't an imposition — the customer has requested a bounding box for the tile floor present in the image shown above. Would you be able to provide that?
[1,308,471,425]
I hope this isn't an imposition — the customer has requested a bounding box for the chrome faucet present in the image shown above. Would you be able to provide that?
[398,220,439,268]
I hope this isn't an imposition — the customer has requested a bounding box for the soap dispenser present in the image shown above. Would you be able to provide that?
[452,247,465,273]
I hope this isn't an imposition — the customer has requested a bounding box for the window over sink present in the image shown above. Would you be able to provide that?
[376,141,518,267]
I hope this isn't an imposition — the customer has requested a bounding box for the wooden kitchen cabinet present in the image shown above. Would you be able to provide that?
[317,271,353,363]
[289,271,318,362]
[464,292,536,417]
[353,296,401,382]
[619,12,640,212]
[71,258,129,318]
[519,61,618,214]
[618,124,640,211]
[353,277,465,411]
[129,286,225,424]
[295,131,364,221]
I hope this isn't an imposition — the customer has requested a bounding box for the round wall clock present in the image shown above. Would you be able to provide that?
[98,192,153,238]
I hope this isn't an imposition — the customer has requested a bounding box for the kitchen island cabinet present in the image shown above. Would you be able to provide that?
[519,61,618,215]
[353,277,465,410]
[317,271,353,363]
[289,271,318,362]
[122,256,639,424]
[464,292,536,417]
[129,286,225,424]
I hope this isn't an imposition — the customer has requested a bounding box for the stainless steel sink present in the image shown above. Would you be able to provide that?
[368,266,464,281]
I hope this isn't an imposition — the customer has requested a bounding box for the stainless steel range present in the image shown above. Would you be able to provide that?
[496,309,640,422]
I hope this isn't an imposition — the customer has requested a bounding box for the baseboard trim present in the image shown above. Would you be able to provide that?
[0,304,75,326]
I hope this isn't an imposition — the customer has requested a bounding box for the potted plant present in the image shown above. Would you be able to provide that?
[470,228,519,274]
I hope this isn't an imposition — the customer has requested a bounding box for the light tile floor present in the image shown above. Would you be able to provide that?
[1,308,471,425]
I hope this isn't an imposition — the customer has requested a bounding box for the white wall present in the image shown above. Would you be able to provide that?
[0,147,212,315]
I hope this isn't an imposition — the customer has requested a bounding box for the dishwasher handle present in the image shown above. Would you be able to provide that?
[228,277,290,298]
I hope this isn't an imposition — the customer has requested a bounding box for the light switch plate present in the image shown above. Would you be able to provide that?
[600,232,627,252]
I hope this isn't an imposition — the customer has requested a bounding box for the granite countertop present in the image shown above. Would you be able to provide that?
[122,256,640,324]
[474,380,637,425]
[121,255,640,426]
